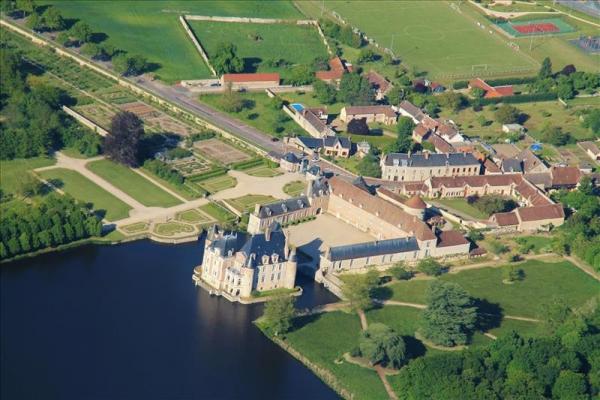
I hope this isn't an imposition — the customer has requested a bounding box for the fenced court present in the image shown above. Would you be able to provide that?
[194,138,252,164]
[570,36,600,54]
[496,18,576,37]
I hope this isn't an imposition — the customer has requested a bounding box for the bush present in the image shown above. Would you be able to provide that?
[503,265,525,282]
[389,263,413,280]
[143,159,184,186]
[452,80,469,89]
[417,258,444,276]
[164,147,192,160]
[488,240,509,255]
[347,117,369,135]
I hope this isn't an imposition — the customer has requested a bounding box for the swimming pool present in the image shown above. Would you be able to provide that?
[291,103,304,112]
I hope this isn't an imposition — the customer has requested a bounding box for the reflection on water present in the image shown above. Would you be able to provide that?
[1,240,339,400]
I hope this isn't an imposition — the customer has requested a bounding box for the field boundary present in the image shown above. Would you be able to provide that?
[62,105,110,136]
[179,16,217,76]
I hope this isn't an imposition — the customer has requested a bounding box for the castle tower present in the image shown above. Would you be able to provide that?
[403,195,427,220]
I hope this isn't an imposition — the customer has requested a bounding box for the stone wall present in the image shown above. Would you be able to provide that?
[62,106,110,136]
[179,16,217,76]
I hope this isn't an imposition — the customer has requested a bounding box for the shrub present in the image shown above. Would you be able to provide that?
[389,264,414,280]
[488,240,509,255]
[347,117,370,135]
[164,147,192,160]
[503,265,525,282]
[417,258,444,276]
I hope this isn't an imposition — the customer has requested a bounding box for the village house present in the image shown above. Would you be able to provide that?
[579,141,600,161]
[220,73,280,90]
[396,100,425,123]
[356,141,371,158]
[197,224,297,302]
[468,78,514,98]
[340,105,397,125]
[500,149,548,174]
[287,136,351,158]
[285,105,335,139]
[315,56,352,83]
[490,203,565,232]
[279,152,304,173]
[365,70,393,100]
[380,152,481,182]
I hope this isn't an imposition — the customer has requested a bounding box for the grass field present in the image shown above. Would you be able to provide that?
[433,198,489,220]
[380,260,600,318]
[195,174,237,193]
[283,180,306,197]
[121,222,149,234]
[298,0,538,79]
[44,1,302,83]
[0,157,55,195]
[243,165,282,177]
[39,168,132,221]
[226,194,276,213]
[87,160,181,208]
[190,21,328,80]
[176,209,212,224]
[199,202,237,223]
[284,312,389,400]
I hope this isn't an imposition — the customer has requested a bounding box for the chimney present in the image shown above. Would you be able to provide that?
[265,226,271,241]
[424,152,429,159]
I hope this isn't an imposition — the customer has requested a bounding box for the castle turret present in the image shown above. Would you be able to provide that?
[403,195,427,220]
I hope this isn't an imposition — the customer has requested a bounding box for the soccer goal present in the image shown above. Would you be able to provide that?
[450,2,462,13]
[472,64,489,73]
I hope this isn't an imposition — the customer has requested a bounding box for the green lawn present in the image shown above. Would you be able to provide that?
[45,1,303,83]
[121,222,149,234]
[299,0,538,79]
[199,202,237,223]
[381,260,600,318]
[189,21,328,81]
[196,174,237,193]
[86,160,181,207]
[138,167,198,200]
[285,312,388,400]
[433,198,489,220]
[283,180,306,197]
[176,209,211,224]
[0,157,56,195]
[38,168,132,221]
[243,165,282,177]
[227,194,276,213]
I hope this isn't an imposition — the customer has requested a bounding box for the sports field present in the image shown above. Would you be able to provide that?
[300,0,539,79]
[44,1,302,83]
[496,18,575,37]
[189,21,329,79]
[38,168,132,221]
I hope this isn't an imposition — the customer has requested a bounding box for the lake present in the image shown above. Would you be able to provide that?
[1,240,339,400]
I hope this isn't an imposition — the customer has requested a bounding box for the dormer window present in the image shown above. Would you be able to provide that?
[271,253,279,263]
[262,255,270,265]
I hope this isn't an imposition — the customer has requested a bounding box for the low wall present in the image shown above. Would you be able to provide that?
[179,16,217,76]
[184,15,315,24]
[62,105,109,136]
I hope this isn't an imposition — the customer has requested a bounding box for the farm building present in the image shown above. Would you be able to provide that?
[315,57,352,83]
[578,141,600,161]
[365,70,393,100]
[220,73,280,90]
[469,78,514,98]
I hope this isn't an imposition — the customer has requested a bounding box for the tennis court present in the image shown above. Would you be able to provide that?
[496,18,576,37]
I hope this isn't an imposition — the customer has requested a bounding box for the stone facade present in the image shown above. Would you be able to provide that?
[199,225,297,301]
[381,152,481,182]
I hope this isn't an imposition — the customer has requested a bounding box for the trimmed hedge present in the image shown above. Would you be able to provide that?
[231,157,265,170]
[485,76,537,86]
[453,80,469,89]
[187,167,228,182]
[476,92,557,105]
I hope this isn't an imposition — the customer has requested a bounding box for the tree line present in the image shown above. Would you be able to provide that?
[0,43,101,160]
[0,194,103,260]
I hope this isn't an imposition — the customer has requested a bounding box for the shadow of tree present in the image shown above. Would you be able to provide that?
[474,297,504,332]
[290,313,322,332]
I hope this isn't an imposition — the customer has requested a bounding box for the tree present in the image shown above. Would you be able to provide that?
[470,87,485,99]
[396,116,415,137]
[422,281,478,347]
[338,73,374,105]
[541,124,572,146]
[385,134,413,153]
[313,80,337,104]
[581,109,600,137]
[561,64,576,76]
[552,371,588,399]
[17,174,41,198]
[41,6,65,31]
[342,270,379,312]
[288,64,314,86]
[262,295,296,336]
[112,54,148,76]
[557,81,575,100]
[386,86,405,105]
[212,42,243,75]
[69,21,92,44]
[218,82,245,112]
[539,298,571,334]
[26,12,43,30]
[81,43,103,59]
[356,150,381,178]
[359,323,407,368]
[357,48,377,64]
[104,111,144,166]
[339,25,362,48]
[417,258,444,276]
[502,266,525,283]
[494,104,520,124]
[16,0,35,17]
[389,263,413,280]
[347,118,369,135]
[437,92,466,112]
[538,57,552,79]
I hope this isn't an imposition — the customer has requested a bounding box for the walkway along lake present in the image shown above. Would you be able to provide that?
[1,239,339,400]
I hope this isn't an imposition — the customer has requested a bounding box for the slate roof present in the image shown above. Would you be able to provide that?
[502,158,523,173]
[257,196,310,218]
[297,136,324,150]
[327,237,419,261]
[282,152,301,164]
[323,136,351,149]
[240,227,287,268]
[209,231,248,256]
[383,152,479,167]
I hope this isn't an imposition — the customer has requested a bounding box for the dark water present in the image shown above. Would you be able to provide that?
[1,240,339,400]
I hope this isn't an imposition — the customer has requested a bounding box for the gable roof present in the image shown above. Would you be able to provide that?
[343,105,397,118]
[315,57,348,81]
[579,141,600,156]
[327,237,419,261]
[516,149,547,173]
[328,177,436,241]
[516,203,564,222]
[427,133,455,153]
[365,70,392,94]
[222,73,280,83]
[301,109,329,133]
[323,136,351,149]
[398,100,425,121]
[383,152,479,167]
[437,230,469,248]
[491,211,519,226]
[550,166,581,187]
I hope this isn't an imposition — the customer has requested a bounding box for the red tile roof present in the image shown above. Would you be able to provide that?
[427,133,455,153]
[413,124,430,138]
[315,57,347,81]
[365,70,392,94]
[550,166,581,187]
[437,230,469,248]
[343,105,397,118]
[491,211,519,226]
[404,195,427,209]
[222,73,280,83]
[516,203,564,222]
